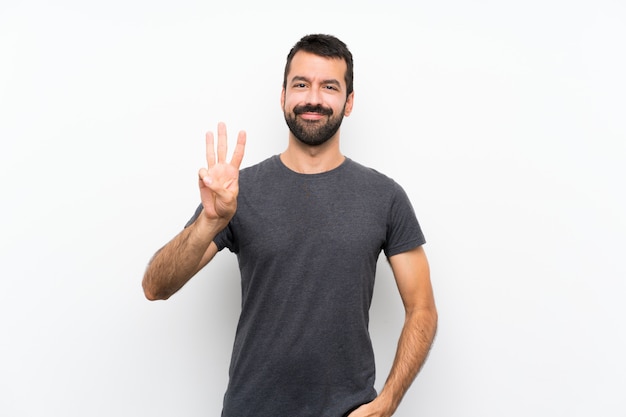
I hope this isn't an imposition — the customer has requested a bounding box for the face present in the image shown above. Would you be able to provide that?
[282,51,354,146]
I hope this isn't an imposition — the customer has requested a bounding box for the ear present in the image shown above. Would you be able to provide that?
[343,91,355,117]
[280,87,285,109]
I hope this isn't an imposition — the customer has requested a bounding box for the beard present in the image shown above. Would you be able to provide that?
[284,103,345,147]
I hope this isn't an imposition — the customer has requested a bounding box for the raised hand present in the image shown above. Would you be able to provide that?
[198,122,246,225]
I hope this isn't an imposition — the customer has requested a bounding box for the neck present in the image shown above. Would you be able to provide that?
[280,134,344,174]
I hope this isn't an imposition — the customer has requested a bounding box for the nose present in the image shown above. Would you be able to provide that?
[305,86,323,105]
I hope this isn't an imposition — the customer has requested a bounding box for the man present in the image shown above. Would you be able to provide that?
[143,34,437,417]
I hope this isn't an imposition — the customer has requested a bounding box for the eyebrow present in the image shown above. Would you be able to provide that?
[290,76,342,88]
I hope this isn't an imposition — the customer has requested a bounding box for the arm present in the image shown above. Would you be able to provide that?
[142,218,220,300]
[349,245,438,417]
[142,122,246,300]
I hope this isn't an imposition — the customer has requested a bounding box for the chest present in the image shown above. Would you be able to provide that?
[232,179,389,260]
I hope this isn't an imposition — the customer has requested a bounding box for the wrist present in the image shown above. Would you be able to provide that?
[373,391,398,417]
[192,211,229,241]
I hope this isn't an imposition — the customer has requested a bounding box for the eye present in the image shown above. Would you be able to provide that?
[293,83,307,88]
[324,85,339,91]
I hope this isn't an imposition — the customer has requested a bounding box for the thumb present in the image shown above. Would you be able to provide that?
[198,168,212,187]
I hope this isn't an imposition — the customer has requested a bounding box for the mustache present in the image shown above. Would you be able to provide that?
[293,104,333,116]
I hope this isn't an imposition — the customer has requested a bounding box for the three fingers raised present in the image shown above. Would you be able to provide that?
[205,122,246,170]
[201,122,246,187]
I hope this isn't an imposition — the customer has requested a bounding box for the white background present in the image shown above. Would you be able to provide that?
[1,1,625,416]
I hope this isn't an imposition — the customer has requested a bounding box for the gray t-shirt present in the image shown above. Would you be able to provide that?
[187,155,425,417]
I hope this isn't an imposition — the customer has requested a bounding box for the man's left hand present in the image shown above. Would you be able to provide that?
[346,398,391,417]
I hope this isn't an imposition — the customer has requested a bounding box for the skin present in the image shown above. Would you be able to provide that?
[142,50,437,416]
[141,122,245,300]
[280,51,354,173]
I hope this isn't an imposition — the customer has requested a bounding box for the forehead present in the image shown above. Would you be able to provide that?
[287,51,347,84]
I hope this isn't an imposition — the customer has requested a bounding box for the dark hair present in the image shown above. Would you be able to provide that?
[283,34,354,96]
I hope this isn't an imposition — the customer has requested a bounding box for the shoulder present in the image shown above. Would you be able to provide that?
[239,155,283,181]
[343,158,404,192]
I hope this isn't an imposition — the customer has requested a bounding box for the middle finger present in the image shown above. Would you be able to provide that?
[217,122,228,164]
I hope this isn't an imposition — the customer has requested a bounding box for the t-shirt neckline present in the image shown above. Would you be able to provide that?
[272,154,351,179]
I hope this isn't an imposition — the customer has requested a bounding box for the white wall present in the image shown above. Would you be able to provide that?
[1,1,624,416]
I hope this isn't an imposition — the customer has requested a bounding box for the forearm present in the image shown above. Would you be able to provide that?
[142,214,222,300]
[377,306,438,415]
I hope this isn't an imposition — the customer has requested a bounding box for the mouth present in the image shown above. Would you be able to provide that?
[299,112,326,121]
[293,104,333,120]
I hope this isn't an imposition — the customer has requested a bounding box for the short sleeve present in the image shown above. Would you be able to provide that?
[383,183,426,257]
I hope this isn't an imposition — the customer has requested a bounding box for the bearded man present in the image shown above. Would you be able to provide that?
[143,33,437,417]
